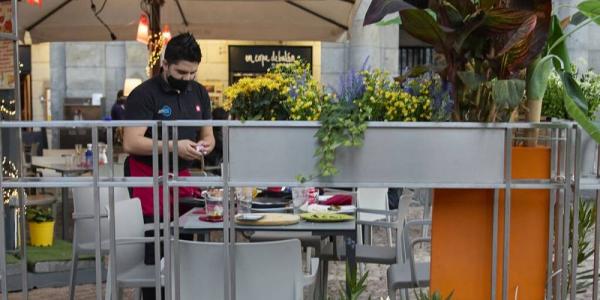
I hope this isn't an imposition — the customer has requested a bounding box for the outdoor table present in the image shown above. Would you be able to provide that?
[30,161,92,239]
[179,207,357,296]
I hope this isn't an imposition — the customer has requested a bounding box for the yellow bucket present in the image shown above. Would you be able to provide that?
[29,221,55,247]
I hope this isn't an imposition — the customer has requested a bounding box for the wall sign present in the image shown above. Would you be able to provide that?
[228,45,313,84]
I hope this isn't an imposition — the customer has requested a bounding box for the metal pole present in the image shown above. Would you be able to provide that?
[0,123,7,300]
[492,189,499,300]
[569,127,582,300]
[11,0,27,297]
[92,128,102,300]
[556,129,565,299]
[161,123,172,300]
[547,128,557,300]
[593,133,600,300]
[562,128,573,299]
[152,124,162,300]
[501,128,513,300]
[172,126,180,300]
[222,125,234,300]
[107,127,118,300]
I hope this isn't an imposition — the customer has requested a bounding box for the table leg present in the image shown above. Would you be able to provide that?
[345,232,357,297]
[62,186,68,240]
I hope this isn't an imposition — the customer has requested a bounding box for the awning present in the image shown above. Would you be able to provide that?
[19,0,361,43]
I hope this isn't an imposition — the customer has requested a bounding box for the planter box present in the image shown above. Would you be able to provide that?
[228,122,506,186]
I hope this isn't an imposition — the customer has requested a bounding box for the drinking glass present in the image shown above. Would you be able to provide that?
[235,187,253,214]
[292,187,309,209]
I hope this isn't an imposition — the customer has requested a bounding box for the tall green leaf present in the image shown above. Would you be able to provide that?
[400,9,450,52]
[578,0,600,26]
[526,55,554,101]
[560,71,588,112]
[492,79,526,107]
[363,0,415,26]
[560,71,600,144]
[547,15,572,71]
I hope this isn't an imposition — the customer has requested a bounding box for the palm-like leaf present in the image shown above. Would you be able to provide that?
[363,0,415,26]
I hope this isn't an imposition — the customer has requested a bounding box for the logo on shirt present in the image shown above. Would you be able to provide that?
[195,105,201,112]
[158,105,172,117]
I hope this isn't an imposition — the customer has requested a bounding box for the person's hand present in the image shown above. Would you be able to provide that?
[176,139,204,160]
[196,139,213,155]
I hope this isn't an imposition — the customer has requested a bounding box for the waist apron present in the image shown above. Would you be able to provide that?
[126,156,201,217]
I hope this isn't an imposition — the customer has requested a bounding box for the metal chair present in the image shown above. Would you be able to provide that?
[318,188,415,299]
[178,239,319,300]
[387,219,431,300]
[104,197,162,300]
[68,187,130,300]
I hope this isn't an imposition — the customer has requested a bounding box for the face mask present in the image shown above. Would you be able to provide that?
[167,75,190,91]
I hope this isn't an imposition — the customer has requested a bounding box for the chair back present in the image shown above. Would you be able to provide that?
[72,187,130,247]
[357,188,389,222]
[178,239,303,300]
[402,219,432,264]
[111,198,146,274]
[31,156,64,177]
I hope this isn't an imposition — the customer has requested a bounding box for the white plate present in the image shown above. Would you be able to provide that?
[236,213,265,221]
[300,204,356,214]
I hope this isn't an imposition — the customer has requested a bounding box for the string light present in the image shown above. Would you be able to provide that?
[146,32,167,76]
[2,157,19,204]
[0,98,16,117]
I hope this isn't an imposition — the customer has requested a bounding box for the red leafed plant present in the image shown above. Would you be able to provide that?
[364,0,551,122]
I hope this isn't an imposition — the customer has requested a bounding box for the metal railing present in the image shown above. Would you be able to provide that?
[0,120,587,300]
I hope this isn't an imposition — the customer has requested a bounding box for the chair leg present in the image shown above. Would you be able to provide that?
[388,288,397,300]
[68,244,79,300]
[319,259,329,300]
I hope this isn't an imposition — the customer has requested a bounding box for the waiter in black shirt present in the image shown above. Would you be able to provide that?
[123,32,214,300]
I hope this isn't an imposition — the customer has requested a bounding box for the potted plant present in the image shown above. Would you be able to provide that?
[26,206,55,247]
[361,0,561,299]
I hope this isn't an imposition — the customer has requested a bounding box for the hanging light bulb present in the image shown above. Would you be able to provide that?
[27,0,42,7]
[161,24,172,45]
[136,14,150,44]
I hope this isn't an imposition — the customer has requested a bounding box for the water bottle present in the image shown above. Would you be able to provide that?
[85,144,93,168]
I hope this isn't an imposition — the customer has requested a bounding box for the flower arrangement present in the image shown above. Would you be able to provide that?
[223,74,289,121]
[223,60,324,121]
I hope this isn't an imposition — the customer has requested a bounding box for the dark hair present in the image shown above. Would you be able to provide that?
[164,32,202,64]
[117,90,124,98]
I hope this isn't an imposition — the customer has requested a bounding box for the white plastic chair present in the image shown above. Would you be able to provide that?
[178,239,319,300]
[105,198,160,300]
[68,187,130,300]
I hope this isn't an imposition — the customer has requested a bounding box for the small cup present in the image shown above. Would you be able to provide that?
[235,187,253,214]
[292,187,309,208]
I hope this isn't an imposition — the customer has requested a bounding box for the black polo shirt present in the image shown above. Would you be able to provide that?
[124,75,212,170]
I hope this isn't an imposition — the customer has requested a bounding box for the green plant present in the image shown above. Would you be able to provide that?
[223,74,290,121]
[526,1,600,144]
[542,70,600,120]
[334,262,370,300]
[364,0,552,122]
[298,68,434,181]
[568,198,596,293]
[26,206,54,223]
[414,289,455,300]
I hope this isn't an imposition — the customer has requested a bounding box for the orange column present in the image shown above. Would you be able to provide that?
[430,147,550,299]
